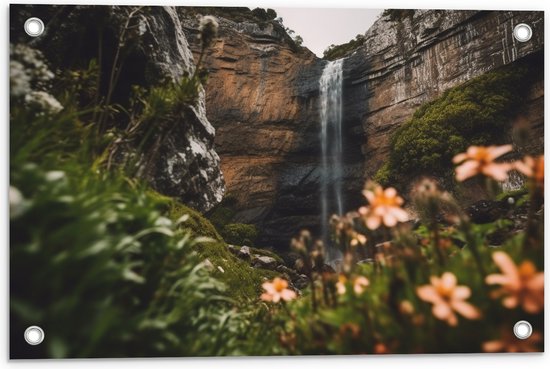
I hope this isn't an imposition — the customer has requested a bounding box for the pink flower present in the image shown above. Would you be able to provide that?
[485,251,544,314]
[261,277,297,303]
[336,275,370,295]
[515,155,544,189]
[483,329,542,352]
[416,272,481,326]
[353,276,370,294]
[360,185,408,229]
[452,145,513,182]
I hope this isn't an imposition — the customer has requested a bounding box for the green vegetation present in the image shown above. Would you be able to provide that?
[323,34,366,61]
[381,9,415,22]
[376,64,529,191]
[10,27,280,357]
[222,223,259,246]
[149,191,276,301]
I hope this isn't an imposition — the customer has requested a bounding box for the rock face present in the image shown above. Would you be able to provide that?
[10,5,225,212]
[182,12,327,247]
[182,9,543,250]
[344,10,544,180]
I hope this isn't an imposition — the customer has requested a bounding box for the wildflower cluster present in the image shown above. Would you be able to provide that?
[260,142,543,354]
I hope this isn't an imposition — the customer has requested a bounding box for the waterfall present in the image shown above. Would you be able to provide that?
[319,59,344,261]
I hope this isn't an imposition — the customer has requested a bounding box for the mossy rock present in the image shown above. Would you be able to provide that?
[230,244,284,265]
[148,190,278,301]
[221,223,258,246]
[377,61,531,191]
[148,190,222,241]
[193,240,279,301]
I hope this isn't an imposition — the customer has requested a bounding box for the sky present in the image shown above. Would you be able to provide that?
[273,8,383,57]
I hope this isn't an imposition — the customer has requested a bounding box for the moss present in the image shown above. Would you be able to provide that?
[193,240,279,301]
[380,62,530,191]
[222,223,259,246]
[147,190,278,301]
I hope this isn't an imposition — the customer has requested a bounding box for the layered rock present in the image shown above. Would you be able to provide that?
[344,10,544,180]
[181,12,328,246]
[10,5,225,212]
[181,9,543,250]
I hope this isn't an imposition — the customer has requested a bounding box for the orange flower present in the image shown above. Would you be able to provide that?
[353,276,370,294]
[515,155,544,189]
[483,330,542,353]
[360,185,408,229]
[261,277,297,303]
[336,274,347,295]
[452,145,513,182]
[374,343,390,354]
[416,272,481,326]
[485,251,544,313]
[336,275,370,295]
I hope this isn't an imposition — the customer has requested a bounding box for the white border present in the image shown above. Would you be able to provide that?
[1,0,548,368]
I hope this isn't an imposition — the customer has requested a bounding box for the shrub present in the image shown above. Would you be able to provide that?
[222,223,259,246]
[10,164,249,358]
[377,63,529,191]
[323,34,366,61]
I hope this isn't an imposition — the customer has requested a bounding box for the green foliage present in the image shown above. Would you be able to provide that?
[222,223,259,246]
[323,34,366,61]
[148,191,223,241]
[251,7,277,21]
[381,9,415,22]
[145,191,276,302]
[9,44,278,356]
[379,64,529,190]
[10,163,254,358]
[207,194,238,229]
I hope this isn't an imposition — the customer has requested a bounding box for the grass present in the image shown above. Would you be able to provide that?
[148,190,279,301]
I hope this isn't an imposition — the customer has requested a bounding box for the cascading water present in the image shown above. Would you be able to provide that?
[319,59,344,261]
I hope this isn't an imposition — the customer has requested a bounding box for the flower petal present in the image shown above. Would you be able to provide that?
[455,160,479,181]
[432,302,452,321]
[383,212,397,227]
[366,215,381,230]
[453,152,468,164]
[487,144,513,161]
[281,289,297,301]
[451,300,481,320]
[482,340,504,353]
[483,163,511,182]
[417,285,441,304]
[452,286,471,300]
[492,252,519,288]
[441,272,457,290]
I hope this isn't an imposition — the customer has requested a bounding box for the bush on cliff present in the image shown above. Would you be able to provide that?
[376,63,529,190]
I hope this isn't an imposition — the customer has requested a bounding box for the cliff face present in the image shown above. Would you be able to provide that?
[185,9,543,249]
[10,5,225,212]
[344,10,544,179]
[182,13,327,246]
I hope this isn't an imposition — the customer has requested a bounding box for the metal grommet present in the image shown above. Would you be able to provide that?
[513,23,532,42]
[513,320,532,340]
[24,17,45,37]
[24,326,45,345]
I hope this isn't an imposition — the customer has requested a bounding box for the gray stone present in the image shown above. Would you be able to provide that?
[252,255,278,270]
[238,246,251,260]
